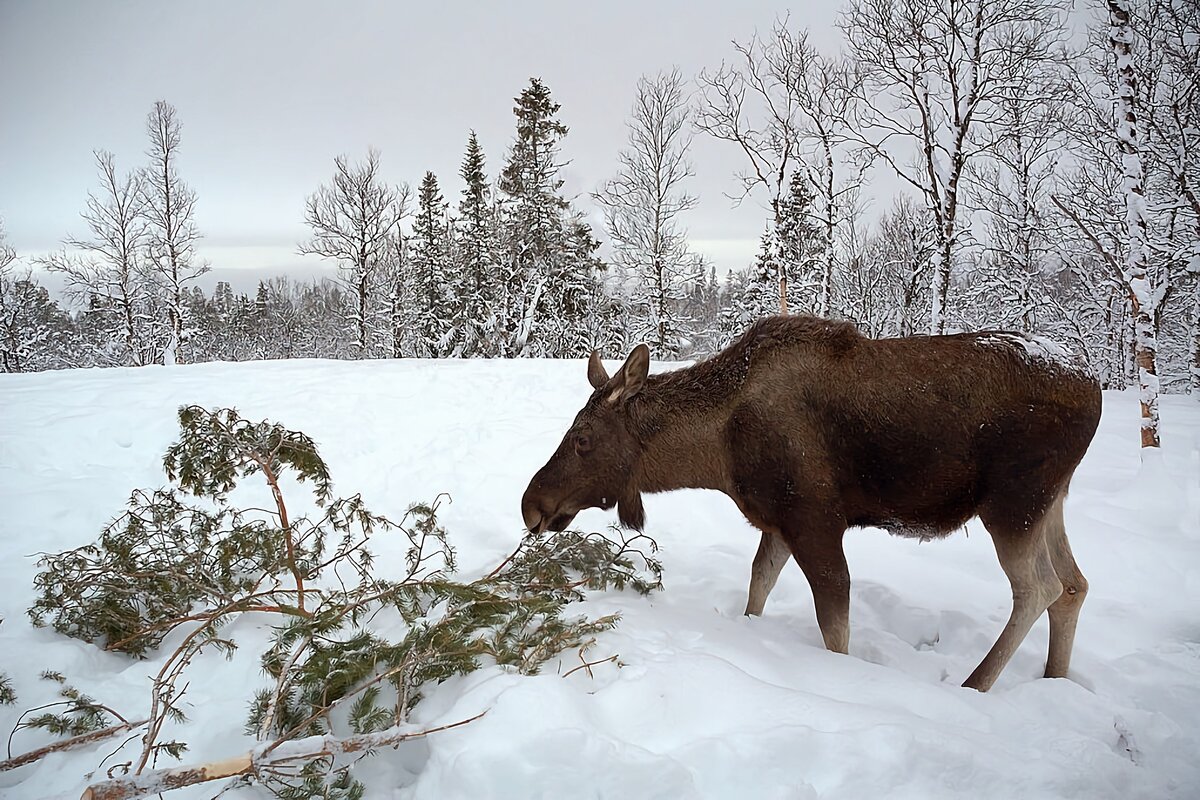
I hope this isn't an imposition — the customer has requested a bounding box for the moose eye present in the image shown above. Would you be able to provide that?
[574,434,593,455]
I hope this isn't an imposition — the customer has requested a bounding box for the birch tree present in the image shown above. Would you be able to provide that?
[1109,0,1161,447]
[697,19,863,316]
[595,69,700,356]
[961,40,1074,334]
[141,101,206,364]
[839,0,1068,333]
[1134,0,1200,394]
[299,149,409,357]
[39,150,154,366]
[0,221,25,371]
[838,195,934,336]
[782,48,866,318]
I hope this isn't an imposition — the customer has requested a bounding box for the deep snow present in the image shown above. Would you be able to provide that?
[1,358,1198,799]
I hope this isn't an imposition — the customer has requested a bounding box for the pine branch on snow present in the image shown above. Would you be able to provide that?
[23,406,661,799]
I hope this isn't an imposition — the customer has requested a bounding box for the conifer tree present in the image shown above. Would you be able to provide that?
[457,132,498,356]
[410,171,452,357]
[0,270,71,373]
[775,170,829,316]
[742,229,784,324]
[497,78,604,356]
[29,406,662,799]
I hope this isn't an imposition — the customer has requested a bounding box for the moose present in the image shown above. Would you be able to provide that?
[521,316,1102,691]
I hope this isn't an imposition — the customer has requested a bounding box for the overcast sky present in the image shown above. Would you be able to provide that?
[0,0,841,291]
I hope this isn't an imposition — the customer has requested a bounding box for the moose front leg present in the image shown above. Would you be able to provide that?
[745,529,792,616]
[786,525,851,654]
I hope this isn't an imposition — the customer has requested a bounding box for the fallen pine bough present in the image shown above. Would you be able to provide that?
[0,719,148,774]
[80,712,484,800]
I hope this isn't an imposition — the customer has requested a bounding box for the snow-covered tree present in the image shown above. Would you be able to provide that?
[0,226,70,373]
[839,0,1069,333]
[39,150,156,366]
[409,171,453,357]
[723,228,785,337]
[383,235,410,359]
[960,41,1074,335]
[595,69,701,356]
[677,262,723,356]
[1108,0,1161,448]
[1130,0,1199,394]
[141,101,207,364]
[299,149,409,357]
[497,78,605,357]
[697,19,866,318]
[776,169,829,315]
[456,132,499,356]
[1046,0,1199,394]
[696,21,810,315]
[497,78,568,355]
[0,223,22,370]
[837,195,934,337]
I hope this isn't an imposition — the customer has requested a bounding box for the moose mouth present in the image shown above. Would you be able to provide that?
[523,506,578,535]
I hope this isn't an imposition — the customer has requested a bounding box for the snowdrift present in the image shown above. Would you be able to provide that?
[1,358,1198,799]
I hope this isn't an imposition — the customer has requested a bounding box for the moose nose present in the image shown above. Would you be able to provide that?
[522,502,544,534]
[521,487,546,534]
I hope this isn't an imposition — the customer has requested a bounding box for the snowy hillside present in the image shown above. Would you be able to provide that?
[1,358,1198,799]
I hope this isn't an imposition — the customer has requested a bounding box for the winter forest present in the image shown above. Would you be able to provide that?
[2,1,1198,416]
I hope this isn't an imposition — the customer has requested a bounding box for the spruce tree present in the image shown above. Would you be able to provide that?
[746,227,782,321]
[457,132,498,356]
[497,78,604,357]
[775,170,829,316]
[410,171,452,357]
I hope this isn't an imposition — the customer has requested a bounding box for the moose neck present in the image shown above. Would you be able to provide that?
[630,371,733,495]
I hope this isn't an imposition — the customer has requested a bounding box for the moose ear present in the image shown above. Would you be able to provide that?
[604,343,650,404]
[587,349,610,389]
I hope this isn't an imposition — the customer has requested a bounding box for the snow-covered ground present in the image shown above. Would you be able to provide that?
[1,358,1198,799]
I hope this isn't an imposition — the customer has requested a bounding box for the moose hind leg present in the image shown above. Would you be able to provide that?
[964,508,1064,692]
[745,529,792,616]
[1042,492,1087,679]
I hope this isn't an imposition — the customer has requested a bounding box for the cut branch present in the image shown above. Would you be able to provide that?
[80,713,485,800]
[0,719,148,773]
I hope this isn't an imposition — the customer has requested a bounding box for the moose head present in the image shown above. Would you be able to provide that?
[520,345,651,535]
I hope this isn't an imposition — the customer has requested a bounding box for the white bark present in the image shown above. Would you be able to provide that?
[141,101,206,364]
[299,149,409,356]
[1109,0,1162,448]
[594,69,698,356]
[840,0,1066,334]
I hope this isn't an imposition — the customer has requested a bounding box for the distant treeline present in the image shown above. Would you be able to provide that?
[1,2,1196,404]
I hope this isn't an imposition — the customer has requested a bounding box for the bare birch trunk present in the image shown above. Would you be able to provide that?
[1109,0,1162,449]
[1191,283,1200,394]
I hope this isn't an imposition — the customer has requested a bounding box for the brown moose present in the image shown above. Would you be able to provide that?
[521,316,1102,691]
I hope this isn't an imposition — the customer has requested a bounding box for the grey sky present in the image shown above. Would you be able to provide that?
[0,0,840,291]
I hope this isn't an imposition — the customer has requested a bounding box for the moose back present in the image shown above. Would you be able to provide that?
[521,316,1102,691]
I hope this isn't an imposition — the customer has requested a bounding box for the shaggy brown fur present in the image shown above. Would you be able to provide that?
[521,316,1102,691]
